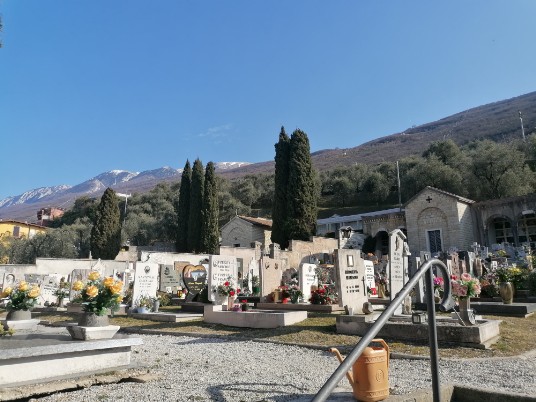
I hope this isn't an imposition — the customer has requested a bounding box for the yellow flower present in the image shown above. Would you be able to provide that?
[72,281,84,291]
[88,271,100,281]
[85,285,99,298]
[18,281,29,292]
[110,282,123,295]
[28,286,40,298]
[1,287,13,297]
[103,277,114,288]
[115,295,123,303]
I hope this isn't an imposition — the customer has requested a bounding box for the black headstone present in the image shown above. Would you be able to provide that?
[183,264,207,302]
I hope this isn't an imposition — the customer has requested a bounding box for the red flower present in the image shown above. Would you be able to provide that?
[224,281,230,286]
[229,290,235,296]
[241,299,247,303]
[237,288,241,293]
[450,275,457,280]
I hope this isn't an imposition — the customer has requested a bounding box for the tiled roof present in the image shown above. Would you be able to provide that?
[404,186,475,206]
[0,220,47,229]
[238,215,273,228]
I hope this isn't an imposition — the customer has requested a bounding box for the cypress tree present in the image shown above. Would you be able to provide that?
[200,161,219,254]
[90,188,122,259]
[176,160,192,252]
[187,158,204,252]
[271,126,291,249]
[286,129,318,242]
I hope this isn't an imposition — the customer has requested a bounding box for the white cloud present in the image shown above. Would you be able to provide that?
[198,124,232,139]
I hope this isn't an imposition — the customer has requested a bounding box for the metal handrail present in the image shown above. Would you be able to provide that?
[312,258,455,402]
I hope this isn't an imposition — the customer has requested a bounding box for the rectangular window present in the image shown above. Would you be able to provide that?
[13,226,20,238]
[427,230,442,254]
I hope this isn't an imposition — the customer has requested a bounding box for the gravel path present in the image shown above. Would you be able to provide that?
[31,330,536,402]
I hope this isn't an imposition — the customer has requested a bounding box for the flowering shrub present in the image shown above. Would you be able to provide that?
[495,265,528,289]
[451,273,481,300]
[72,271,123,316]
[309,285,337,305]
[288,285,303,303]
[213,277,240,297]
[1,281,40,311]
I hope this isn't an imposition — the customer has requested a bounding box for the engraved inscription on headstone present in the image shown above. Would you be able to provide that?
[389,229,406,315]
[299,263,317,302]
[182,264,207,302]
[364,260,376,298]
[335,249,368,313]
[132,263,159,305]
[208,255,238,303]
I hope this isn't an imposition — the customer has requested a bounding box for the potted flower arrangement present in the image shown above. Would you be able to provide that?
[53,279,70,307]
[277,285,291,303]
[71,271,123,326]
[288,285,303,304]
[375,272,389,298]
[1,281,40,320]
[240,299,249,311]
[451,273,481,325]
[309,285,337,305]
[135,295,153,313]
[213,277,240,309]
[433,275,444,302]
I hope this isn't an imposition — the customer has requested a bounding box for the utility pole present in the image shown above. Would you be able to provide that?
[519,111,526,141]
[396,161,402,211]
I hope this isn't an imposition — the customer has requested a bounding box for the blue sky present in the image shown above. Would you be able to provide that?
[1,1,535,200]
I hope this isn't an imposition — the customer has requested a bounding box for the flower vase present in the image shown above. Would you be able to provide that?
[282,298,289,304]
[241,303,249,312]
[68,312,119,340]
[153,300,160,313]
[6,309,31,321]
[291,296,299,304]
[78,312,110,327]
[434,289,441,303]
[227,296,235,311]
[377,284,386,298]
[457,298,476,326]
[499,282,514,304]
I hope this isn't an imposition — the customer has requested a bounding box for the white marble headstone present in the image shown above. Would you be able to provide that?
[208,255,238,302]
[132,263,159,305]
[389,229,406,315]
[335,249,368,313]
[299,263,318,302]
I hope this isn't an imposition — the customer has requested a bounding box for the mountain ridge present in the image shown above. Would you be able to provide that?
[2,90,536,221]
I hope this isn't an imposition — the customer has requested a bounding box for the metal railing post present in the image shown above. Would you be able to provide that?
[312,259,453,402]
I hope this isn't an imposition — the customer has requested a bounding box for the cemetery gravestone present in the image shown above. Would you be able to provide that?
[364,260,376,298]
[208,255,238,303]
[412,256,424,303]
[389,229,406,315]
[132,263,159,306]
[159,264,183,293]
[335,249,368,314]
[299,263,317,302]
[260,258,283,302]
[182,264,207,302]
[39,275,63,305]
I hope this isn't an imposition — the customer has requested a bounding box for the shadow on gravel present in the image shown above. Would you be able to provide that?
[206,381,314,402]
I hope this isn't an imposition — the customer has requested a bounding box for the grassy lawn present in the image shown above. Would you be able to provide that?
[29,308,536,360]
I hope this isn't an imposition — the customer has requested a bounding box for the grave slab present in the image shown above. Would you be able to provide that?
[0,332,143,387]
[1,319,39,331]
[203,305,307,328]
[336,315,501,349]
[128,312,203,322]
[466,302,536,318]
[256,302,344,313]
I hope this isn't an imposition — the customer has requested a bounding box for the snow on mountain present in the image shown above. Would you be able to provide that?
[215,162,251,170]
[93,170,140,187]
[0,185,72,208]
[0,162,252,219]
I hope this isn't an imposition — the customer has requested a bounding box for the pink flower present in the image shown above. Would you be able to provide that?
[461,273,472,281]
[458,285,468,297]
[224,281,230,287]
[229,290,235,296]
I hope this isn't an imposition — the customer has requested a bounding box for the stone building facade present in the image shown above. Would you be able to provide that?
[404,187,475,256]
[220,215,272,251]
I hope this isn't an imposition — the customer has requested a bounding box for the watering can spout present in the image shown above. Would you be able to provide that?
[328,348,354,386]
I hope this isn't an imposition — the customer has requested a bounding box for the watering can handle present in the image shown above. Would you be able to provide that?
[372,338,389,369]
